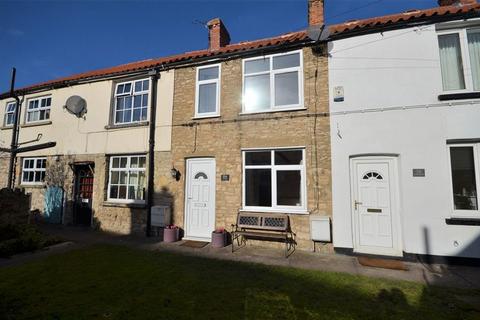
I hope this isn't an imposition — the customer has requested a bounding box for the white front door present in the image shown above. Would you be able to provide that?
[184,158,216,241]
[351,157,402,256]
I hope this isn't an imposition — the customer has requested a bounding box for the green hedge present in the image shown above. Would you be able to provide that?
[0,224,62,258]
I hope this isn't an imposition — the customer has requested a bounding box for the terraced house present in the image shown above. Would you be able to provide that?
[2,0,479,261]
[0,0,331,251]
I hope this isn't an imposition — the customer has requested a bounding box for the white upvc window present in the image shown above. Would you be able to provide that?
[107,155,146,203]
[21,157,46,185]
[4,101,16,126]
[113,79,150,125]
[242,50,304,114]
[195,64,221,118]
[26,96,51,123]
[242,148,307,213]
[437,28,480,92]
[448,144,480,218]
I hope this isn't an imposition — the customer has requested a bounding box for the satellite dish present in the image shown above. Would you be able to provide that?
[64,95,87,117]
[307,24,330,42]
[307,25,322,42]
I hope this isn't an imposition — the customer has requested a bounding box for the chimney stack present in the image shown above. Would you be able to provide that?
[207,18,230,51]
[438,0,477,6]
[308,0,324,26]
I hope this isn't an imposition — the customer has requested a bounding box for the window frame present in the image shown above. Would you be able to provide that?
[437,27,480,94]
[21,157,46,186]
[447,143,480,218]
[242,147,307,214]
[107,155,147,204]
[25,96,51,124]
[4,101,16,127]
[241,49,304,114]
[194,64,221,118]
[112,78,150,125]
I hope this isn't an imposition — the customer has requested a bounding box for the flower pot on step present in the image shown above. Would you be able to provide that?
[163,227,179,243]
[211,230,227,248]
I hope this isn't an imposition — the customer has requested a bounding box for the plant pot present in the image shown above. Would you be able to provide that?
[163,228,179,243]
[211,231,227,248]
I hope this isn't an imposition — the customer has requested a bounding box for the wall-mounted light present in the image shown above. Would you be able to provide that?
[170,167,180,181]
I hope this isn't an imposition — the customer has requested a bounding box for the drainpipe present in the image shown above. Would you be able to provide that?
[146,68,160,237]
[7,68,22,190]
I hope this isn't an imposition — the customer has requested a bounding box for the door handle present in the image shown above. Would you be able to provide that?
[354,200,363,210]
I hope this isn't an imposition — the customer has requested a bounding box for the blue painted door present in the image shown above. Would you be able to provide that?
[44,186,64,224]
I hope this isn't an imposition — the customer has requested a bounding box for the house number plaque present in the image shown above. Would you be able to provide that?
[412,169,425,177]
[221,174,230,181]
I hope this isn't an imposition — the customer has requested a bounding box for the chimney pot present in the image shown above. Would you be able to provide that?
[308,0,325,26]
[207,18,230,51]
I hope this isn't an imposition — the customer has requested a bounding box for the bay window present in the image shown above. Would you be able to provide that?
[438,28,480,92]
[242,148,306,212]
[113,79,149,124]
[195,65,220,117]
[108,155,146,203]
[243,50,303,113]
[449,144,480,216]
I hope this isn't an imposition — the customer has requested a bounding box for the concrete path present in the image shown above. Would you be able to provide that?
[2,225,479,289]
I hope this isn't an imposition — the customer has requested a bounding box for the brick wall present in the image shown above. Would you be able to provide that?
[170,46,332,251]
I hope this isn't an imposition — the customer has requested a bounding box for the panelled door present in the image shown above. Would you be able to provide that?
[351,157,402,256]
[73,164,94,226]
[184,158,216,241]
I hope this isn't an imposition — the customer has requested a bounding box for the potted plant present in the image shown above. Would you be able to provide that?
[163,225,179,243]
[211,228,227,248]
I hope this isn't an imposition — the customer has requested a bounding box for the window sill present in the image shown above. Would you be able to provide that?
[19,184,44,189]
[438,92,480,101]
[104,121,149,130]
[192,115,221,120]
[240,208,309,215]
[445,217,480,226]
[21,121,52,128]
[0,125,13,130]
[102,201,147,209]
[239,107,306,116]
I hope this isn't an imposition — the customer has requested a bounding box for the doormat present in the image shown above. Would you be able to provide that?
[357,257,408,271]
[180,241,209,248]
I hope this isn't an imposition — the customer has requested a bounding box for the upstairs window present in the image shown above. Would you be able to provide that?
[4,101,16,126]
[21,157,46,185]
[438,29,480,92]
[449,145,480,216]
[195,65,220,117]
[26,96,51,123]
[243,50,303,113]
[114,79,149,124]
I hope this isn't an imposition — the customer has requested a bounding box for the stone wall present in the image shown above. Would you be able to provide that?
[0,188,31,225]
[170,46,332,251]
[0,151,173,235]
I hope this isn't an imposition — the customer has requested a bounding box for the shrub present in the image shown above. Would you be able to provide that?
[0,224,62,258]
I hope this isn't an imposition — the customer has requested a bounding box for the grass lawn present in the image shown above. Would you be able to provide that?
[0,244,479,320]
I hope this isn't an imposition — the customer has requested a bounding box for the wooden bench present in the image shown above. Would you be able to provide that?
[231,212,296,257]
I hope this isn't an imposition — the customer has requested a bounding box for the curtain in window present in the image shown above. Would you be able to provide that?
[468,32,480,91]
[439,34,466,91]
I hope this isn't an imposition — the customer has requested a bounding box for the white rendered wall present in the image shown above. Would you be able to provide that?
[0,70,174,157]
[329,23,480,258]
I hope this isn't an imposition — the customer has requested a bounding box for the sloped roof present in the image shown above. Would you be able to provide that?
[1,30,309,98]
[329,2,480,37]
[3,3,480,98]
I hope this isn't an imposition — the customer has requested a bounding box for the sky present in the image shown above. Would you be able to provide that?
[0,0,440,93]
